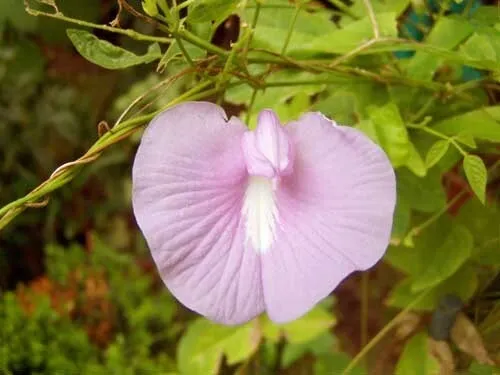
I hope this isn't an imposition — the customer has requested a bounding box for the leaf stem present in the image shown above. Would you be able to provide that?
[174,0,196,11]
[245,88,259,124]
[362,0,379,38]
[408,94,437,123]
[407,124,467,156]
[243,1,262,59]
[0,80,232,231]
[360,272,369,357]
[280,4,301,55]
[402,191,467,246]
[341,288,432,375]
[24,2,173,44]
[177,28,229,57]
[174,35,195,67]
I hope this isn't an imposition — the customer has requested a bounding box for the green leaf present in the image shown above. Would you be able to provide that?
[471,6,500,26]
[406,17,474,81]
[282,332,335,368]
[454,133,477,149]
[412,225,473,292]
[177,319,260,375]
[304,13,398,55]
[188,0,241,26]
[356,119,381,144]
[260,315,281,343]
[461,33,498,62]
[395,333,440,375]
[260,303,335,346]
[397,169,446,213]
[405,142,427,177]
[142,0,159,17]
[66,29,162,70]
[432,106,500,142]
[346,0,410,18]
[241,0,337,55]
[463,155,488,204]
[315,91,357,125]
[314,352,367,375]
[391,192,411,240]
[281,305,336,344]
[425,140,450,168]
[157,39,206,71]
[368,103,411,167]
[468,361,500,375]
[387,266,478,311]
[455,199,500,266]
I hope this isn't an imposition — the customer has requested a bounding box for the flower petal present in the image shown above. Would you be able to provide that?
[261,112,396,323]
[242,110,294,178]
[132,102,265,324]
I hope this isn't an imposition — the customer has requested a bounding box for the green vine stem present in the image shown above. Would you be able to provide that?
[24,1,494,96]
[0,80,220,231]
[407,123,467,156]
[24,1,173,44]
[341,288,432,375]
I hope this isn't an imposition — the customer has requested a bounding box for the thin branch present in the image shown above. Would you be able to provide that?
[362,0,379,39]
[25,1,172,44]
[0,80,232,231]
[281,4,301,55]
[341,288,433,374]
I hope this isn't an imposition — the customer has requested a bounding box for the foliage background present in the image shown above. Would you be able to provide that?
[1,0,500,374]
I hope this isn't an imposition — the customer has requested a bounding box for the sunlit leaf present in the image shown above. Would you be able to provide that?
[432,106,500,142]
[282,332,335,368]
[142,0,158,17]
[454,133,477,149]
[157,39,205,72]
[405,142,427,177]
[304,13,397,55]
[242,1,337,55]
[425,140,450,168]
[406,17,473,81]
[177,319,260,375]
[281,305,336,344]
[314,352,366,375]
[67,29,162,70]
[461,33,498,62]
[346,0,410,18]
[463,155,488,204]
[395,333,440,375]
[368,102,411,167]
[188,0,241,26]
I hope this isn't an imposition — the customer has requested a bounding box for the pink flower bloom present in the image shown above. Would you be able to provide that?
[132,102,396,325]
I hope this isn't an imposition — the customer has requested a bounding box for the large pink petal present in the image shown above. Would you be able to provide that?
[132,102,265,324]
[262,112,396,323]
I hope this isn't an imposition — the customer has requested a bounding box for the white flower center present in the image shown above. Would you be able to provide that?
[242,176,278,253]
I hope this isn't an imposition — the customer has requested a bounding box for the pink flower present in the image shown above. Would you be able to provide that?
[132,102,396,325]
